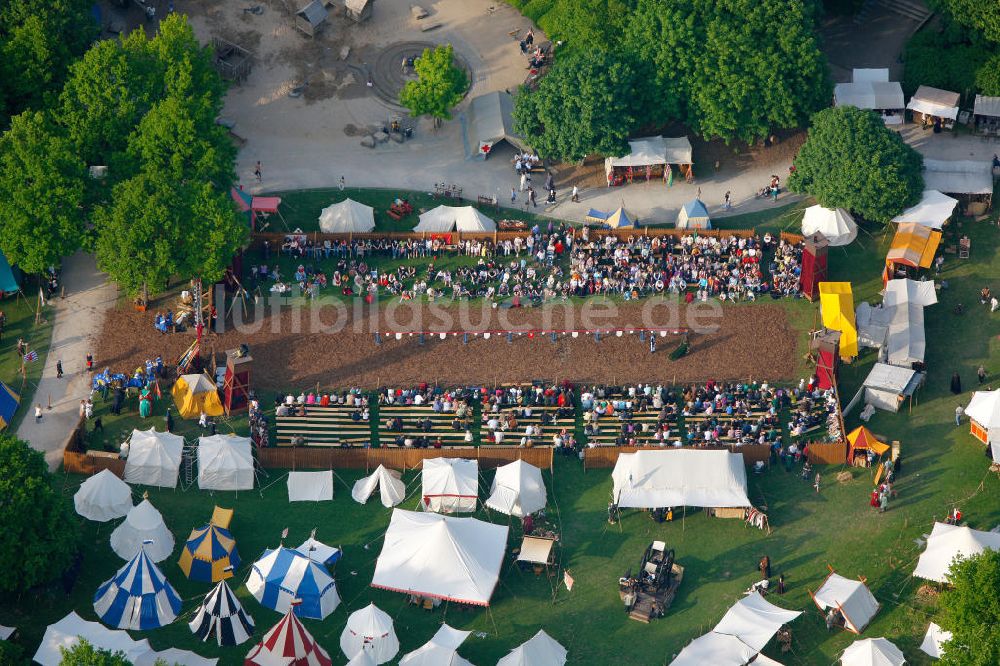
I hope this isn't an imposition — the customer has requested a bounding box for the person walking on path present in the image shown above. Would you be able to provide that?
[165,408,174,433]
[978,365,987,384]
[510,187,517,203]
[528,187,537,208]
[879,490,889,513]
[519,172,528,192]
[950,371,962,394]
[86,352,93,372]
[56,360,63,378]
[955,404,964,426]
[35,404,42,423]
[813,471,821,493]
[724,191,731,210]
[571,185,579,203]
[339,176,345,191]
[777,573,785,594]
[254,161,262,182]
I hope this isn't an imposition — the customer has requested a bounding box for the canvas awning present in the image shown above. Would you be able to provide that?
[881,278,937,366]
[801,206,857,246]
[923,159,994,195]
[399,624,473,666]
[913,522,1000,583]
[974,94,1000,118]
[605,136,692,174]
[891,190,958,229]
[670,633,757,666]
[712,592,802,652]
[318,199,375,233]
[517,536,555,564]
[463,91,529,159]
[415,206,496,233]
[886,223,941,269]
[812,572,879,634]
[908,86,960,121]
[287,470,334,502]
[611,449,751,509]
[834,81,904,110]
[819,282,858,359]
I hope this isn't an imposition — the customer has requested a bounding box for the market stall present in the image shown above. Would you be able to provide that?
[907,86,960,130]
[605,136,693,186]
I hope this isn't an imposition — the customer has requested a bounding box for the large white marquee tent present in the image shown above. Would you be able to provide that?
[198,434,254,491]
[125,428,184,488]
[612,449,751,509]
[414,206,496,233]
[486,459,547,517]
[421,457,478,513]
[371,509,508,606]
[318,199,376,233]
[913,522,1000,583]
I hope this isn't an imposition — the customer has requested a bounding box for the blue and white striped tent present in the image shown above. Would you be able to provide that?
[246,547,340,620]
[94,546,182,630]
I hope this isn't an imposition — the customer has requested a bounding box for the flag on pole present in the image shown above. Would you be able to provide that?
[23,351,38,363]
[563,570,574,591]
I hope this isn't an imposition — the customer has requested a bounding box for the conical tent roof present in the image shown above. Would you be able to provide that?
[846,426,888,454]
[178,523,241,582]
[75,469,133,522]
[340,603,399,664]
[245,610,332,666]
[605,207,633,228]
[318,199,376,233]
[347,649,378,666]
[801,206,858,247]
[247,546,340,620]
[399,624,473,666]
[297,537,342,567]
[125,428,184,488]
[841,637,905,666]
[497,630,567,666]
[813,572,879,634]
[352,464,406,507]
[415,205,496,233]
[421,457,478,513]
[33,612,154,665]
[677,198,711,229]
[189,580,255,646]
[110,498,175,562]
[94,546,182,630]
[179,373,217,393]
[913,522,1000,583]
[486,459,547,517]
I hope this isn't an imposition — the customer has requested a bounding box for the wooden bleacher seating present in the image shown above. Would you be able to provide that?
[377,403,472,447]
[275,404,372,447]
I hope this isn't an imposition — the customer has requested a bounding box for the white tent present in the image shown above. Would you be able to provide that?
[913,522,1000,583]
[348,650,378,666]
[421,457,478,513]
[125,429,184,488]
[860,363,921,413]
[297,536,342,567]
[74,469,133,522]
[801,206,858,247]
[812,573,880,634]
[923,159,994,196]
[340,603,399,664]
[891,190,958,230]
[486,459,546,517]
[841,637,905,666]
[670,632,757,666]
[713,592,802,652]
[198,434,254,491]
[882,278,937,366]
[497,629,567,666]
[352,464,406,508]
[415,206,496,233]
[463,91,528,160]
[318,199,376,233]
[33,612,153,666]
[966,389,1000,449]
[399,624,474,666]
[908,85,960,122]
[611,449,751,509]
[604,135,692,173]
[919,622,952,659]
[110,497,175,562]
[974,94,1000,119]
[0,625,13,640]
[287,470,334,502]
[372,509,508,606]
[676,198,711,230]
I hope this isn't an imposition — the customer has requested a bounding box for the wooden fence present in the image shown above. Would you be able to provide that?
[806,441,847,465]
[583,444,771,470]
[62,417,126,478]
[256,445,554,473]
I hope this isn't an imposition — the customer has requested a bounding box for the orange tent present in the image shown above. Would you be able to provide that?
[847,426,889,456]
[883,222,941,284]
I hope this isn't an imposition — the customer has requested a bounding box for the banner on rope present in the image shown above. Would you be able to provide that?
[382,327,688,341]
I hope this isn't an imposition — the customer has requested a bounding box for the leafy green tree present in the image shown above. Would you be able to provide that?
[0,435,79,594]
[0,111,88,274]
[399,44,468,123]
[930,0,1000,43]
[902,19,992,97]
[59,640,130,666]
[621,0,694,126]
[975,54,1000,96]
[788,106,924,223]
[514,50,640,161]
[0,640,25,665]
[938,549,1000,665]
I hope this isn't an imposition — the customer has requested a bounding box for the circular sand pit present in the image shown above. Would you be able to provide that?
[371,41,471,108]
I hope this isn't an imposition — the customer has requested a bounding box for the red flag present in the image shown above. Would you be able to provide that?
[563,570,574,591]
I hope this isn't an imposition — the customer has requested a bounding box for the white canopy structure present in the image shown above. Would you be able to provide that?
[34,612,153,666]
[919,622,952,660]
[421,457,478,513]
[841,637,905,666]
[110,498,175,562]
[463,91,528,160]
[801,206,858,246]
[287,470,334,502]
[974,94,1000,119]
[834,70,905,124]
[486,459,546,517]
[74,469,133,522]
[611,450,751,509]
[812,573,880,634]
[858,363,921,413]
[891,190,958,229]
[399,624,474,666]
[198,434,254,491]
[856,278,939,367]
[497,630,567,666]
[913,522,1000,583]
[340,603,399,664]
[371,509,508,606]
[318,199,376,233]
[125,429,184,488]
[670,633,757,666]
[908,86,960,122]
[415,206,496,233]
[604,135,693,175]
[352,464,406,507]
[923,159,994,195]
[966,389,1000,451]
[0,625,13,640]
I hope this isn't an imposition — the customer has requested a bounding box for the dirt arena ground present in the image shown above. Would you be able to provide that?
[95,299,800,388]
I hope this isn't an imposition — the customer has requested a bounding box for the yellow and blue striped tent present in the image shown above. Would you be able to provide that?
[0,381,20,430]
[178,523,241,583]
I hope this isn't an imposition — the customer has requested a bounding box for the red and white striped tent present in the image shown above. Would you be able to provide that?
[245,608,331,666]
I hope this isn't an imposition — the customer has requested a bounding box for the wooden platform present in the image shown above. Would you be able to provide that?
[622,563,684,623]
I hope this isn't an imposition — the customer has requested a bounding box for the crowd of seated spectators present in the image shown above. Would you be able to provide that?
[787,377,838,439]
[480,384,576,447]
[582,384,680,446]
[273,389,370,421]
[680,381,786,446]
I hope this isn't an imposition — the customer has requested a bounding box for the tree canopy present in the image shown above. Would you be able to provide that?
[59,640,130,666]
[931,0,1000,43]
[399,44,468,122]
[788,106,924,223]
[938,549,1000,665]
[513,50,640,162]
[0,434,79,594]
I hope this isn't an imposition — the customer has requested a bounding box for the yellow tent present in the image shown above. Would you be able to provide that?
[819,282,857,359]
[172,373,224,419]
[847,426,889,455]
